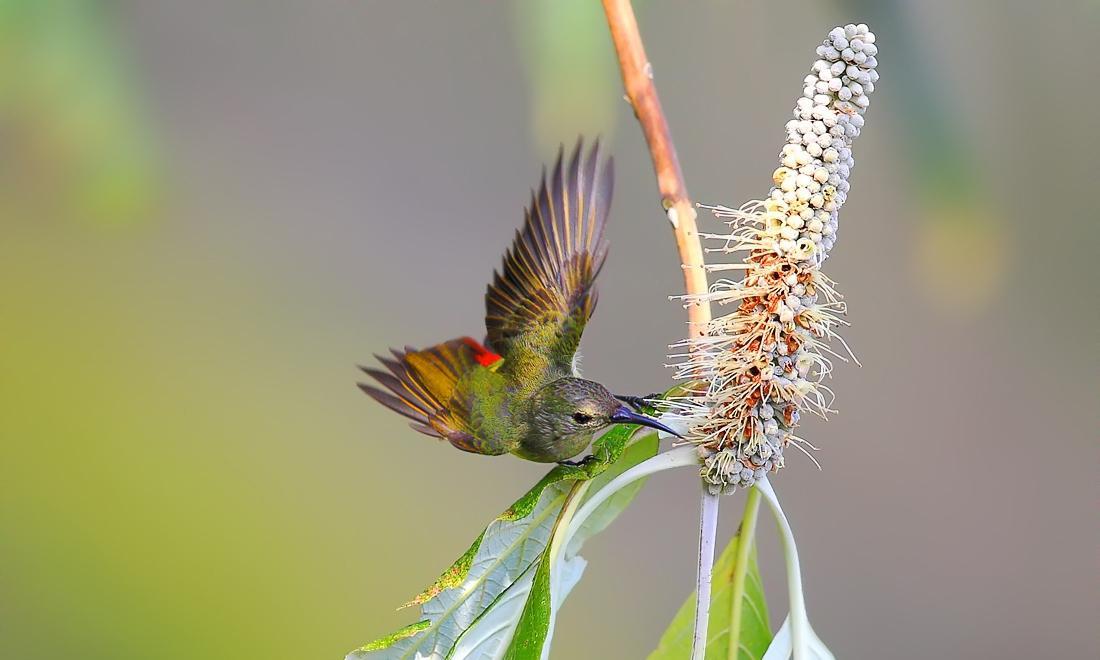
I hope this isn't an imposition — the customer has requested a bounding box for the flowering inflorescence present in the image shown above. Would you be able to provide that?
[668,24,879,494]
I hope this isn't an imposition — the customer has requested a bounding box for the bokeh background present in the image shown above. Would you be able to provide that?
[2,1,1097,659]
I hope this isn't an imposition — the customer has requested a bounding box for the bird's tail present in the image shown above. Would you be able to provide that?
[358,337,502,453]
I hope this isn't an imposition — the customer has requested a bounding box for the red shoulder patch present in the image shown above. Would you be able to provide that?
[461,337,504,367]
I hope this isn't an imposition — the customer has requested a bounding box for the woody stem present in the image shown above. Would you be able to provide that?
[600,2,717,658]
[600,0,710,337]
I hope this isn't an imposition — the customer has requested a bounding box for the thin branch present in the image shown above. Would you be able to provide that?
[600,3,718,658]
[600,0,710,338]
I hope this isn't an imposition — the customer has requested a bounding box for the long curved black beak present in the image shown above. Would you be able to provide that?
[610,405,682,438]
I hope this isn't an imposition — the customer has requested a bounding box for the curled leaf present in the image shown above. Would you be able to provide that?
[648,513,772,660]
[348,425,656,660]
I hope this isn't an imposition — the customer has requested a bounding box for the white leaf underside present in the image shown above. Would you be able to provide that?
[351,439,676,660]
[349,483,573,660]
[450,554,586,660]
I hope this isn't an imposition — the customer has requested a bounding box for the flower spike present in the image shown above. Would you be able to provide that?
[667,23,879,493]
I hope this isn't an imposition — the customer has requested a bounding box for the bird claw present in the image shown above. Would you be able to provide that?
[615,392,661,413]
[558,454,598,468]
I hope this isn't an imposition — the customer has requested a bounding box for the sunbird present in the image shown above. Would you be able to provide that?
[359,139,678,464]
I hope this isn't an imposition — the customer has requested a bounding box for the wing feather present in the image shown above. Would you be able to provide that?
[484,139,614,377]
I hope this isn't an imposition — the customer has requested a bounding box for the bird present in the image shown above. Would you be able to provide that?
[358,139,678,464]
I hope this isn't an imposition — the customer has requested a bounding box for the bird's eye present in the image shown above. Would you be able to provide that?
[572,412,593,424]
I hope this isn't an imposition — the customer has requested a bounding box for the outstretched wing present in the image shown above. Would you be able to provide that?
[358,337,508,455]
[484,139,614,379]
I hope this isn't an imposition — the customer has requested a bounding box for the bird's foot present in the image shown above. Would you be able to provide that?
[615,392,662,413]
[557,455,598,468]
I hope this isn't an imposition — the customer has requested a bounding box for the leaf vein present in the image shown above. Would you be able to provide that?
[398,492,566,659]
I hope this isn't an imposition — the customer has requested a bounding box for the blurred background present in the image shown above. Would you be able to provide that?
[1,1,1097,658]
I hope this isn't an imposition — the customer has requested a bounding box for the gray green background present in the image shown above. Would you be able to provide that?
[2,1,1096,658]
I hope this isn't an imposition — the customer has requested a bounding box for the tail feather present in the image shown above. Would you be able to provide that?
[409,423,440,438]
[357,372,423,421]
[372,355,442,416]
[359,338,497,452]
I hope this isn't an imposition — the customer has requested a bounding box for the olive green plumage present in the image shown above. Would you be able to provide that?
[360,139,673,463]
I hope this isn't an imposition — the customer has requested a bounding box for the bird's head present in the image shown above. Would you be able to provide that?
[529,377,680,440]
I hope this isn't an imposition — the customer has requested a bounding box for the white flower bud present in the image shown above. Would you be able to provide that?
[673,24,877,489]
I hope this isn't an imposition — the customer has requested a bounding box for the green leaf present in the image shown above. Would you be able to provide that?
[347,478,573,660]
[648,526,772,660]
[572,431,660,545]
[499,488,579,660]
[503,430,661,660]
[348,424,657,660]
[355,621,431,653]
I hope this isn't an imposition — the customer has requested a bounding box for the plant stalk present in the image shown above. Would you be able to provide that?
[600,3,718,657]
[562,445,700,550]
[692,491,720,660]
[728,488,763,660]
[546,479,591,604]
[755,477,812,660]
[600,0,710,337]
